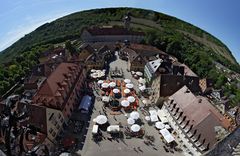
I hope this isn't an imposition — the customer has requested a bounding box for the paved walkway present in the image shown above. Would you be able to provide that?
[78,55,184,156]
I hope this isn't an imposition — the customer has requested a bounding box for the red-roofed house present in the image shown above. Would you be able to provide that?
[162,86,231,155]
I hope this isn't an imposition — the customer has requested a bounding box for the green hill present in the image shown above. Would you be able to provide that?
[0,7,239,105]
[0,8,238,66]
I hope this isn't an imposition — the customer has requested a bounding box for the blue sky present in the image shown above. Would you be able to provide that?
[0,0,239,63]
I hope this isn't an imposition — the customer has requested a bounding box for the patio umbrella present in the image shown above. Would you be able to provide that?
[113,88,120,94]
[145,116,150,121]
[155,121,165,129]
[131,124,141,132]
[121,100,130,107]
[136,71,143,76]
[90,69,96,73]
[96,115,108,125]
[127,96,135,103]
[109,82,116,88]
[101,83,109,88]
[127,118,135,125]
[130,111,140,120]
[124,79,131,84]
[138,77,146,84]
[142,99,149,105]
[124,88,130,94]
[126,83,134,89]
[131,71,135,75]
[97,80,104,85]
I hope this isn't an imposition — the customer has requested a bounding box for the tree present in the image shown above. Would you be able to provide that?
[65,40,76,56]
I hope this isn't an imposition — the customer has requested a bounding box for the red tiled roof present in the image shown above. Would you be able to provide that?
[169,86,231,148]
[129,44,167,56]
[86,27,145,36]
[36,63,78,96]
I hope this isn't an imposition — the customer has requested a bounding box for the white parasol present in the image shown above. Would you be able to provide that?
[127,96,135,103]
[142,99,149,105]
[131,124,141,132]
[127,118,135,125]
[90,69,96,73]
[101,83,109,88]
[145,116,150,121]
[124,79,131,84]
[97,80,104,84]
[155,121,165,129]
[131,71,135,75]
[113,88,120,94]
[121,100,130,107]
[130,111,140,120]
[124,88,130,94]
[109,82,116,88]
[96,115,108,125]
[136,71,143,76]
[126,83,134,89]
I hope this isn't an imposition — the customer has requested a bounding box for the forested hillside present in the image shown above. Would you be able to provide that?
[0,7,239,105]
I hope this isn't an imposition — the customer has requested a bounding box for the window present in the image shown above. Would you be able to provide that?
[52,131,56,137]
[49,128,53,134]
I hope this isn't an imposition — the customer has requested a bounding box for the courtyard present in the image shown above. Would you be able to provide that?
[76,52,185,156]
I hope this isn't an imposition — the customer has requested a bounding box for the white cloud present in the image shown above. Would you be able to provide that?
[0,11,72,51]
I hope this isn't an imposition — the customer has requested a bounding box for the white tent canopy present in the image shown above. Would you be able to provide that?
[127,96,135,103]
[130,111,140,120]
[126,83,134,89]
[149,110,158,116]
[96,115,108,125]
[101,83,109,88]
[160,128,175,143]
[121,100,130,107]
[150,115,159,122]
[131,124,141,132]
[155,121,165,129]
[124,88,130,94]
[127,118,135,125]
[124,79,131,84]
[92,125,99,134]
[113,88,120,94]
[109,82,116,88]
[157,110,168,123]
